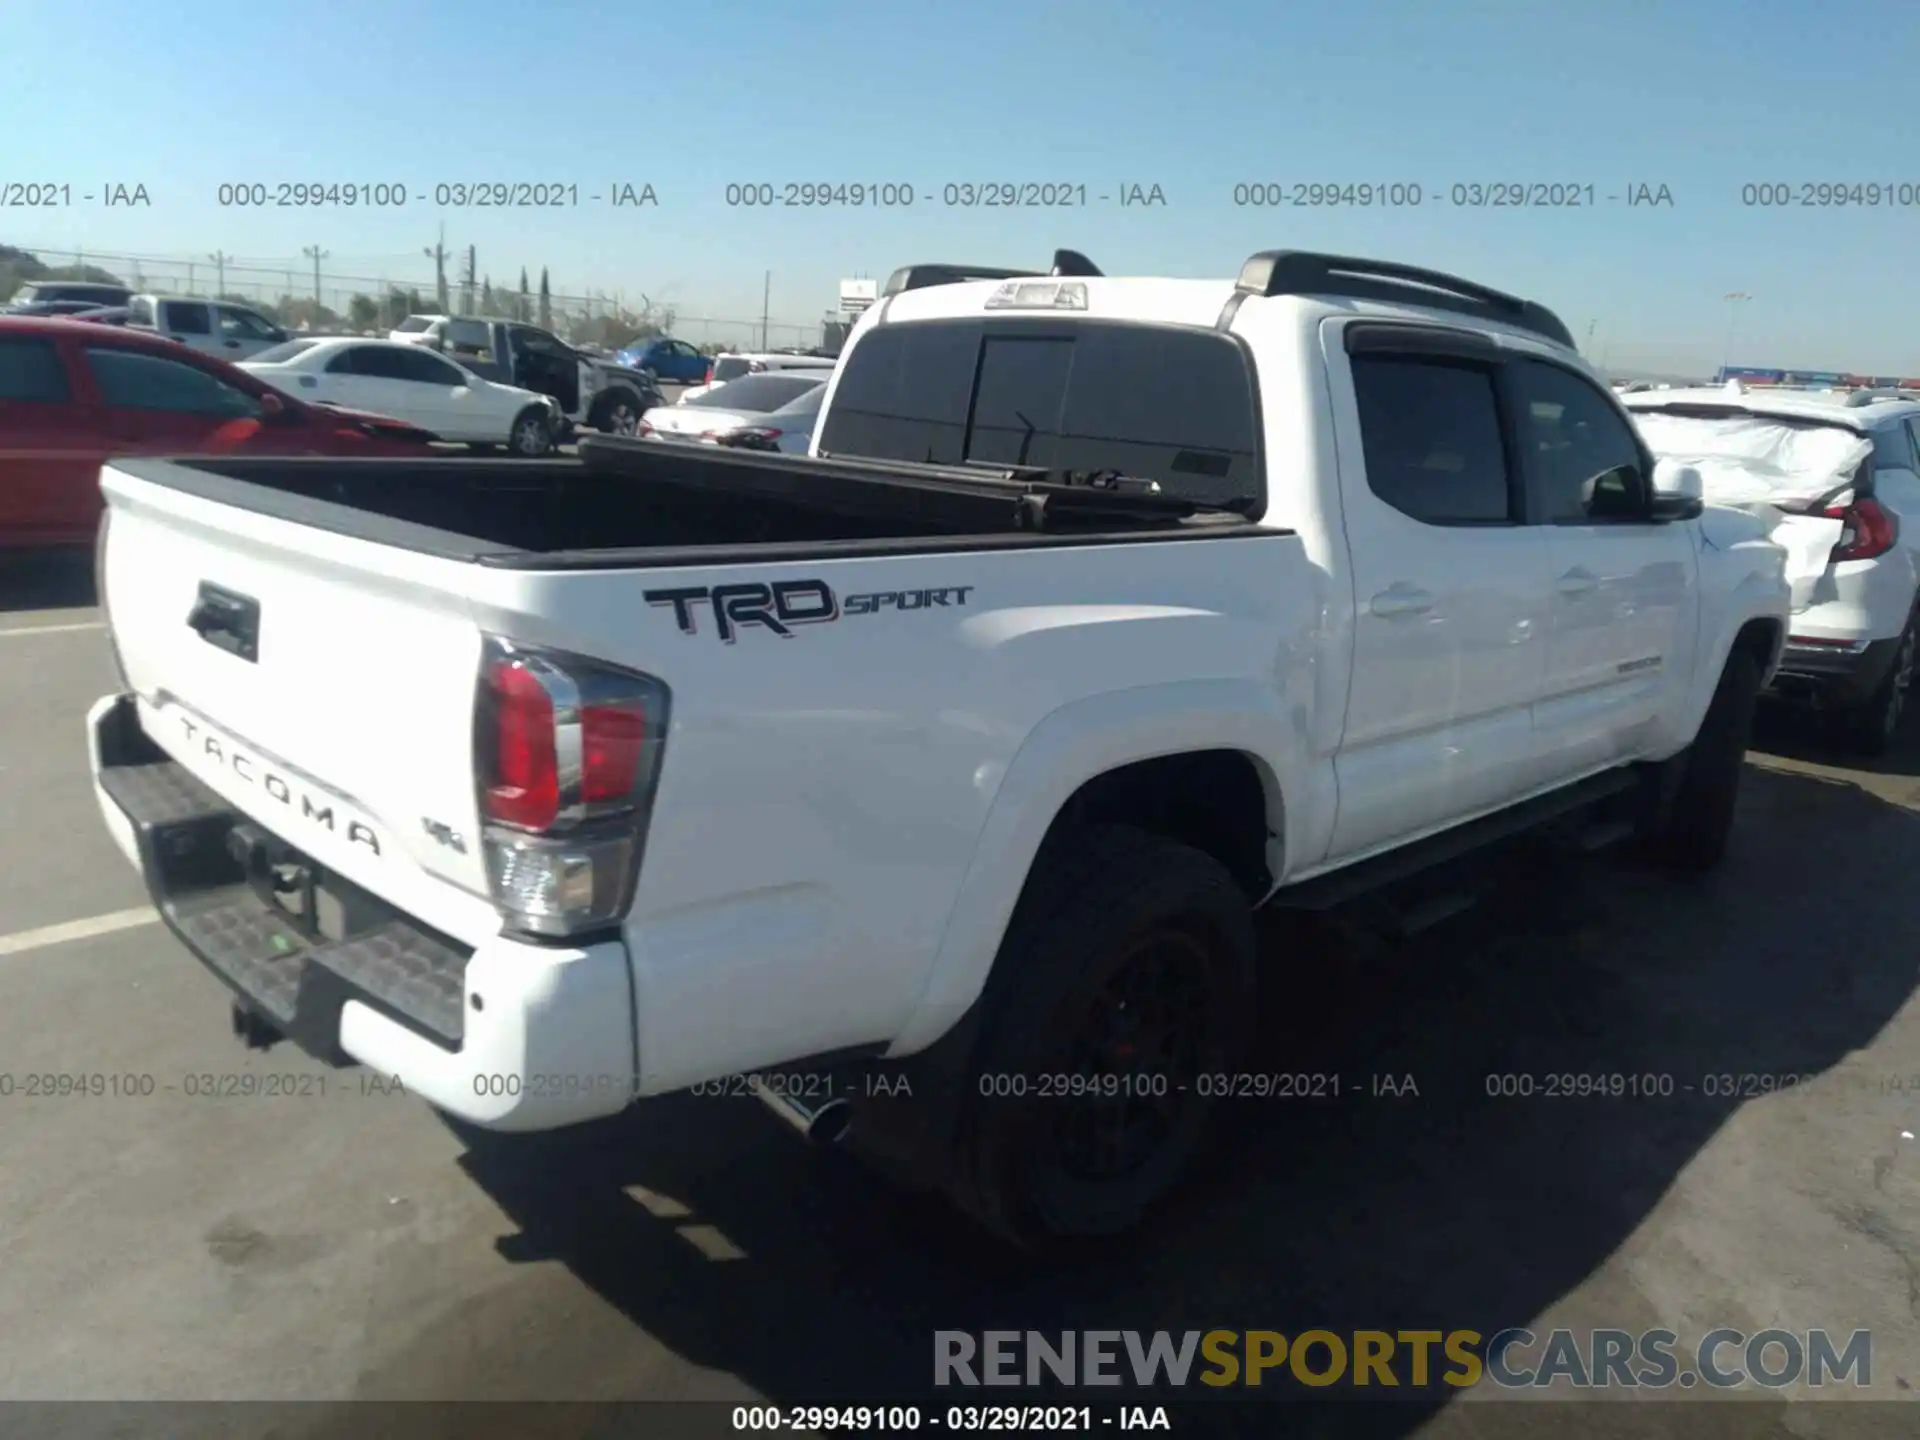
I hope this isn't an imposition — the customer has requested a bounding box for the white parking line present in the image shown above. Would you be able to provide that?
[0,907,158,958]
[0,621,107,638]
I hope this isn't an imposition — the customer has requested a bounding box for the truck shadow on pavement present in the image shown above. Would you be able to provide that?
[414,756,1920,1437]
[0,548,96,615]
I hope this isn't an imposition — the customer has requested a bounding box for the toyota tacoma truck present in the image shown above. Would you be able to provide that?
[86,247,1789,1247]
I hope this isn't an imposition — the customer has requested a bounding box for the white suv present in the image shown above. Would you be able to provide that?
[1625,383,1920,751]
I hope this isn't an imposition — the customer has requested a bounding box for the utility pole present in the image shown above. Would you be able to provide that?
[302,246,328,309]
[186,261,195,295]
[424,223,449,314]
[208,251,230,297]
[462,245,476,315]
[760,270,771,350]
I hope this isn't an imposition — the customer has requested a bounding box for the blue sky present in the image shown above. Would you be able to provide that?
[6,0,1918,373]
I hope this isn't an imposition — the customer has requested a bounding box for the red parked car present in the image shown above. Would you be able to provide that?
[0,316,437,549]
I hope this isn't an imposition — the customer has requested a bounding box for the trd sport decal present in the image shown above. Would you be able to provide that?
[644,580,974,643]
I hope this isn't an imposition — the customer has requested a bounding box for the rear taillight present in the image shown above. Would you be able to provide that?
[638,420,654,436]
[717,427,781,450]
[475,637,671,938]
[1822,496,1898,563]
[703,364,713,384]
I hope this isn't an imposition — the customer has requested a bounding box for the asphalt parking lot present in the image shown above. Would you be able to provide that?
[3,548,1920,1437]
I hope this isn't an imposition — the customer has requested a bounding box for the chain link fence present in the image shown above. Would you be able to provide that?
[6,247,829,354]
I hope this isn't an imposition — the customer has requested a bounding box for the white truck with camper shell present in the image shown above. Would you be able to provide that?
[85,247,1789,1247]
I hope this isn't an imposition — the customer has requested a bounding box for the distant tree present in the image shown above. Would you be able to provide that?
[347,293,380,330]
[538,267,552,328]
[277,296,341,331]
[481,276,495,313]
[517,266,530,322]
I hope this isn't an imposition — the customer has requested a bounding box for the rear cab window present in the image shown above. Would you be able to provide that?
[710,356,753,383]
[816,317,1263,510]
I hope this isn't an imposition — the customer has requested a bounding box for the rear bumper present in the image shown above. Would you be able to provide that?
[86,692,637,1132]
[1767,634,1903,708]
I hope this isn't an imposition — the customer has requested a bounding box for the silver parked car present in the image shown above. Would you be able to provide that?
[639,372,827,443]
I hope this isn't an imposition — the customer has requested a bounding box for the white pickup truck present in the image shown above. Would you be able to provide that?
[86,247,1790,1247]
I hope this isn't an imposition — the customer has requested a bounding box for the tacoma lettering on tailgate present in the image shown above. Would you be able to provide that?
[176,716,381,856]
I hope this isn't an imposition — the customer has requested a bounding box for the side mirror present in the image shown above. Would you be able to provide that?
[1649,458,1704,521]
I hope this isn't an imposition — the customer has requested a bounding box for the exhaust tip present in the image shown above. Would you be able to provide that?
[751,1076,852,1147]
[807,1099,851,1146]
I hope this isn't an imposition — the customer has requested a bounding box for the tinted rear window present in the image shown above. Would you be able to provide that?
[0,338,71,401]
[686,373,823,411]
[710,356,752,382]
[817,318,1261,506]
[394,317,435,333]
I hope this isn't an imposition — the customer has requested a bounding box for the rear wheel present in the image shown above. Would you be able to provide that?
[590,392,645,436]
[507,407,555,457]
[1642,648,1762,874]
[1835,617,1916,756]
[948,825,1256,1249]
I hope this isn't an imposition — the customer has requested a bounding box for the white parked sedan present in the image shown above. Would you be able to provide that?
[640,372,827,442]
[239,337,562,455]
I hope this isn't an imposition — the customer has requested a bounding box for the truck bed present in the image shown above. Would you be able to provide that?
[111,437,1269,571]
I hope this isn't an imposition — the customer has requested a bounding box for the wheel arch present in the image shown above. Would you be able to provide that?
[886,681,1298,1056]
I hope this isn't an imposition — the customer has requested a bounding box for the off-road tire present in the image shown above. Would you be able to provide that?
[946,825,1257,1250]
[1835,616,1917,757]
[1643,648,1762,874]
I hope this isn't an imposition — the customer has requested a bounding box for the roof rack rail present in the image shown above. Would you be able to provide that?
[1234,249,1575,349]
[881,249,1103,297]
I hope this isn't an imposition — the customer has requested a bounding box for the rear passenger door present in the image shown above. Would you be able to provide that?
[0,334,100,543]
[1327,329,1554,860]
[1515,359,1697,773]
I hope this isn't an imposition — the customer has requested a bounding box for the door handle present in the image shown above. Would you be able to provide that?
[1556,567,1600,597]
[224,340,242,349]
[1370,584,1435,618]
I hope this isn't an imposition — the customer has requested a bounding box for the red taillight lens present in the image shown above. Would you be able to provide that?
[484,660,559,830]
[703,364,713,384]
[638,420,654,436]
[581,701,646,803]
[1823,497,1898,562]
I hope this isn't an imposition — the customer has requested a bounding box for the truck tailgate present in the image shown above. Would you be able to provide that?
[100,466,496,936]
